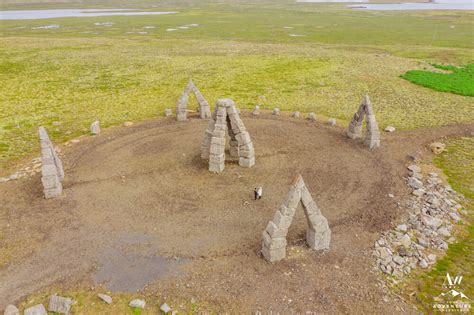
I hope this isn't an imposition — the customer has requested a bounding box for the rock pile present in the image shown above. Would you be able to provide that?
[176,79,212,121]
[347,95,380,149]
[262,174,331,262]
[39,127,64,199]
[201,99,255,173]
[374,165,465,278]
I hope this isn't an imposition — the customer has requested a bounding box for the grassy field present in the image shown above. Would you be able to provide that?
[1,2,473,170]
[403,137,473,313]
[402,63,474,96]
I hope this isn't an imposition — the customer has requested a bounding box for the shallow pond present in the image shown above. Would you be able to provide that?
[0,9,177,20]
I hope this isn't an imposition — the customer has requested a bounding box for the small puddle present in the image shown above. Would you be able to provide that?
[93,233,188,292]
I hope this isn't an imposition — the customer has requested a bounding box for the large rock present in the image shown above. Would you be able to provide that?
[3,305,19,315]
[129,299,146,309]
[48,295,73,314]
[24,304,47,315]
[407,177,423,189]
[98,293,112,304]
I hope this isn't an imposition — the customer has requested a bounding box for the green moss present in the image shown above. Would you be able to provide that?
[401,64,474,96]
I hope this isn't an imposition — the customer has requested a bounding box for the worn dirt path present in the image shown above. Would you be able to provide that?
[0,113,472,313]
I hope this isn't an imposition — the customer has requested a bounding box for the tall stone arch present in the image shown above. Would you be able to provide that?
[347,95,380,149]
[262,175,331,262]
[201,99,255,173]
[176,79,212,121]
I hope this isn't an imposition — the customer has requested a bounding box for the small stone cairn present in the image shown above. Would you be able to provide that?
[176,79,212,121]
[347,95,380,149]
[262,174,331,262]
[39,127,64,199]
[201,99,255,173]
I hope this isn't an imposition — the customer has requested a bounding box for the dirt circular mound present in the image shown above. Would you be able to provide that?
[3,114,470,312]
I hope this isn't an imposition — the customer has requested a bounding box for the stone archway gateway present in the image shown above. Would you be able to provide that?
[176,79,212,121]
[262,174,331,262]
[347,95,380,149]
[201,99,255,173]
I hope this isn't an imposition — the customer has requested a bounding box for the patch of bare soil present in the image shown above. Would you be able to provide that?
[0,114,472,313]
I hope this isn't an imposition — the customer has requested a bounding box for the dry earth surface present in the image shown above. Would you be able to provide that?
[0,113,472,313]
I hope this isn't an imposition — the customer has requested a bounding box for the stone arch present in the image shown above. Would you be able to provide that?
[347,95,380,149]
[261,175,331,262]
[176,79,212,121]
[201,99,255,173]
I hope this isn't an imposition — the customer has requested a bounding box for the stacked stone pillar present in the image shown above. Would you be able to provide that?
[208,104,228,173]
[262,175,331,262]
[347,95,380,149]
[176,92,189,122]
[201,99,255,173]
[39,127,64,199]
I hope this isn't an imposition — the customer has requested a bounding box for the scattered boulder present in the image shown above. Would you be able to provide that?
[307,112,316,121]
[407,177,423,189]
[429,142,446,154]
[3,305,19,315]
[24,304,47,315]
[98,293,112,304]
[252,105,260,116]
[328,118,336,126]
[384,126,395,132]
[407,165,421,173]
[164,108,172,117]
[291,111,300,118]
[272,108,280,115]
[427,254,437,263]
[129,299,146,309]
[52,121,61,126]
[160,303,172,313]
[419,259,428,269]
[90,121,100,135]
[396,224,407,233]
[48,295,73,314]
[399,234,411,247]
[123,121,133,127]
